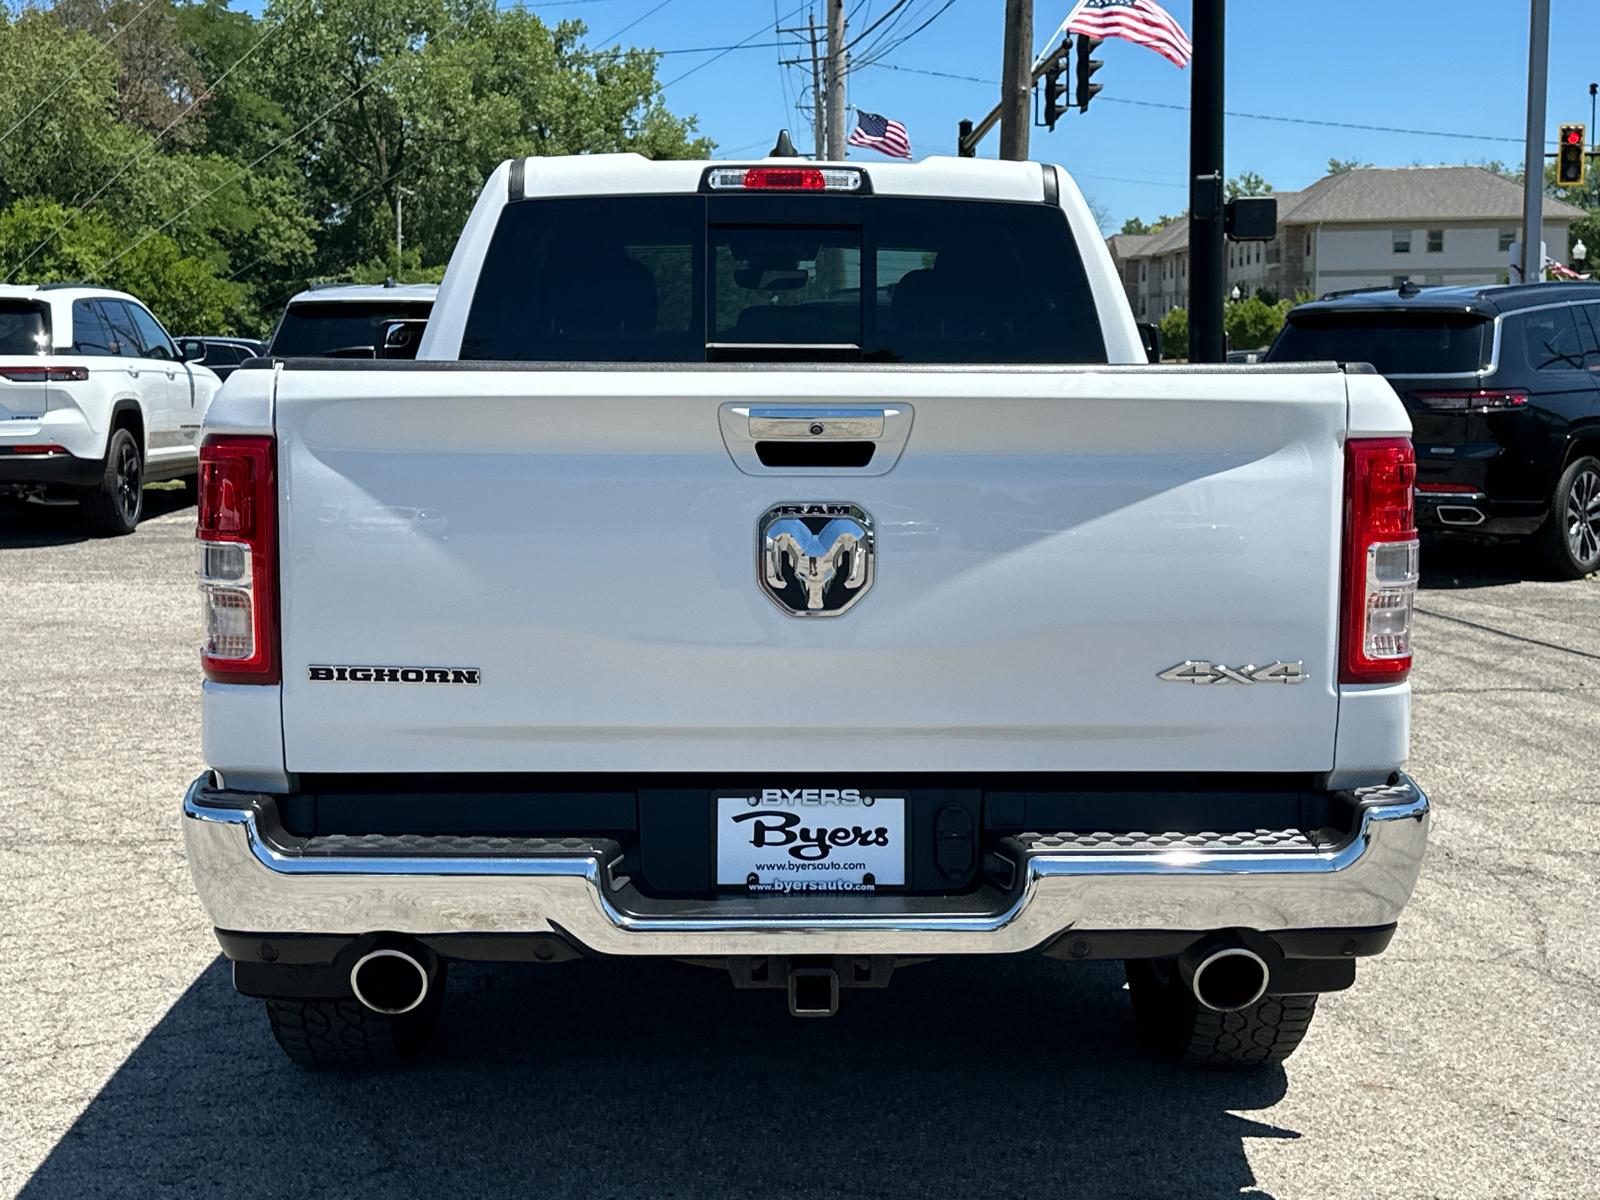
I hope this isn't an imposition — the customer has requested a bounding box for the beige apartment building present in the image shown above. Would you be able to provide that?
[1107,166,1589,321]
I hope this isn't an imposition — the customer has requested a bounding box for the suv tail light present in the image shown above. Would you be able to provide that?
[0,365,89,382]
[1341,438,1418,684]
[197,435,278,684]
[1410,389,1528,412]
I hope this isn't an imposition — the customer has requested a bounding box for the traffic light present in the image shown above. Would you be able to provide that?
[1042,43,1071,130]
[1075,34,1104,113]
[1556,124,1586,187]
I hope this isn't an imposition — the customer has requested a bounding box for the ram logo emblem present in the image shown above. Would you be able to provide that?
[758,502,875,617]
[1158,661,1307,684]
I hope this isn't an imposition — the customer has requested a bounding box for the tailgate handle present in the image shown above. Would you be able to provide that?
[747,407,888,439]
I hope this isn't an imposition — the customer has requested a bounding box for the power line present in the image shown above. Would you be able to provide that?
[85,60,401,282]
[867,62,991,83]
[659,1,811,88]
[1099,95,1529,145]
[0,0,163,150]
[847,0,957,72]
[842,0,908,52]
[596,0,675,44]
[858,63,1537,147]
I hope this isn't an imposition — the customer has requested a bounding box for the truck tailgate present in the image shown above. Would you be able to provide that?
[275,366,1348,774]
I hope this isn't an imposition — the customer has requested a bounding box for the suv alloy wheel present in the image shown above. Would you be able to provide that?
[80,427,144,536]
[1536,454,1600,579]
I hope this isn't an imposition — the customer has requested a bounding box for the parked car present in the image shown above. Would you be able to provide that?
[266,282,437,359]
[1266,282,1600,577]
[0,284,221,533]
[175,336,267,382]
[184,153,1429,1071]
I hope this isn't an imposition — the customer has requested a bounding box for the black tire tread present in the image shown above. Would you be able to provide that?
[80,427,142,536]
[263,979,443,1070]
[1126,958,1318,1068]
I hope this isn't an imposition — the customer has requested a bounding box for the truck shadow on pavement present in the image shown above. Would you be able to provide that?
[0,485,192,549]
[20,953,1296,1200]
[1419,536,1547,590]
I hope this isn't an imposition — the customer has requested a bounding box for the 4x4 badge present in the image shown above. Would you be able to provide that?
[1158,660,1306,685]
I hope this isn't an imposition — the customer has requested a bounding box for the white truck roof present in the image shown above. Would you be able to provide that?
[503,151,1059,204]
[283,282,439,306]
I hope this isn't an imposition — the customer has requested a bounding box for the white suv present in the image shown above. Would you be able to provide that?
[0,284,221,534]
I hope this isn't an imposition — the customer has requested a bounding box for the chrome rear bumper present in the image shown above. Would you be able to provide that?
[182,774,1429,957]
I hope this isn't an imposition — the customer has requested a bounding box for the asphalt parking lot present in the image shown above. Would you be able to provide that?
[1,493,1596,1200]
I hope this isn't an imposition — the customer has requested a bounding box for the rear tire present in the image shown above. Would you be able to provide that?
[1125,958,1318,1067]
[263,963,446,1069]
[1533,455,1600,579]
[79,427,144,536]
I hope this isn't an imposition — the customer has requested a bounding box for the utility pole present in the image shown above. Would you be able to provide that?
[808,12,825,159]
[395,185,416,279]
[1187,0,1225,363]
[826,0,846,160]
[1519,0,1550,284]
[998,0,1033,161]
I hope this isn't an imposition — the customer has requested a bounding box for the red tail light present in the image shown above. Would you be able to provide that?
[8,444,68,455]
[197,435,278,684]
[0,366,89,382]
[1410,389,1527,412]
[1341,438,1418,684]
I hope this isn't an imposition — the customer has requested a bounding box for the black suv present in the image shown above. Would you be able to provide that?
[1266,282,1600,577]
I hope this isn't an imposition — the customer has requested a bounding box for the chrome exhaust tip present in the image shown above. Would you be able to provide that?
[1435,505,1486,526]
[350,948,430,1015]
[1190,946,1270,1012]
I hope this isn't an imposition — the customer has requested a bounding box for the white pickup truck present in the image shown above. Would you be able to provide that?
[182,151,1429,1070]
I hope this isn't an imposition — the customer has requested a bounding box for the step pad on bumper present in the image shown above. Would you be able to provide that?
[1012,827,1340,853]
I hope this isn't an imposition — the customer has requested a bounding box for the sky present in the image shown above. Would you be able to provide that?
[524,0,1598,231]
[221,0,1599,232]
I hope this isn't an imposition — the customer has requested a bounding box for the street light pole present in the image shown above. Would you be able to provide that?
[1187,0,1225,363]
[1519,0,1550,285]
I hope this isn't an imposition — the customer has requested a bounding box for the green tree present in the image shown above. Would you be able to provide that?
[52,0,205,143]
[1121,213,1180,236]
[1225,171,1272,199]
[1327,158,1371,175]
[260,0,713,278]
[1159,306,1188,357]
[0,11,148,212]
[0,197,239,332]
[1223,295,1285,350]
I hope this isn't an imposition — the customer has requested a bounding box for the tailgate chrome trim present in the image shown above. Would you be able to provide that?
[182,775,1429,955]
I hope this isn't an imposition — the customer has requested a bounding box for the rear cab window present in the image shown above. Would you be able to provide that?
[271,302,435,358]
[461,193,1107,364]
[1266,309,1491,374]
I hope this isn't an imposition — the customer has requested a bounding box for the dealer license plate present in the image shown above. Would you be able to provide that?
[714,789,907,894]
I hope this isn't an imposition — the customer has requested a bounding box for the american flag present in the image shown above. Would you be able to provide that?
[846,111,912,159]
[1064,0,1192,69]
